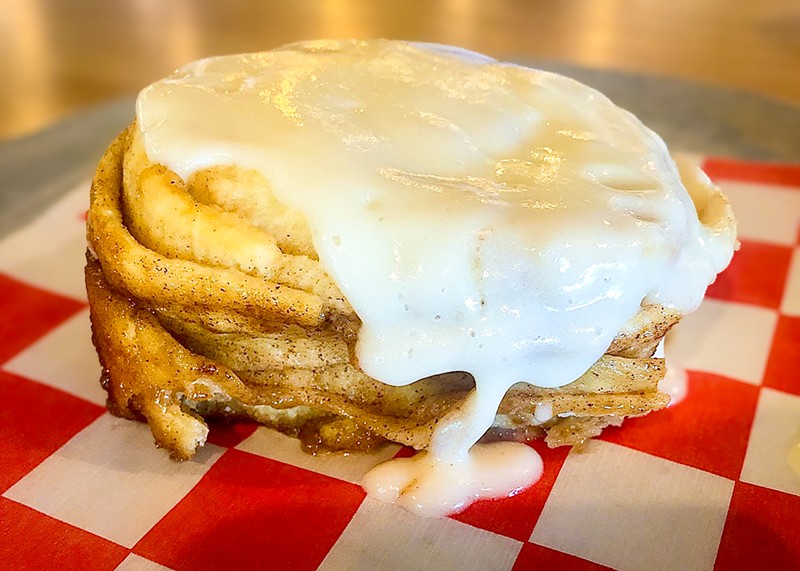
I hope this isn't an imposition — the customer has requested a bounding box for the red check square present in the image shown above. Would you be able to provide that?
[514,541,614,570]
[135,448,365,571]
[703,158,800,189]
[0,369,104,493]
[0,273,85,365]
[453,440,570,542]
[763,316,800,396]
[0,497,128,571]
[205,419,259,448]
[601,371,760,480]
[714,482,800,571]
[706,240,792,309]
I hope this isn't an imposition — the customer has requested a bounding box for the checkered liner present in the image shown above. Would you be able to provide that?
[1,158,799,571]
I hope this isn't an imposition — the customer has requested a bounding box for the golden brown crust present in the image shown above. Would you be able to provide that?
[86,126,674,459]
[87,127,327,330]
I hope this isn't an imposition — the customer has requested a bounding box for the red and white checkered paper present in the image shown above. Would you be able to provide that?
[2,157,800,571]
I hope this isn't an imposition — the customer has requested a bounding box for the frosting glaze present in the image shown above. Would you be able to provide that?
[137,40,736,515]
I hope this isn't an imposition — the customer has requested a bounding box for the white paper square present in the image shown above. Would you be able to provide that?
[0,185,89,301]
[3,413,223,548]
[318,497,521,571]
[237,426,400,485]
[718,180,800,245]
[115,554,174,571]
[781,248,800,316]
[3,308,105,405]
[667,298,777,385]
[531,441,734,571]
[740,388,800,497]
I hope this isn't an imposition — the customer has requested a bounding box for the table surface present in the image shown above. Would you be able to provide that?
[4,0,800,141]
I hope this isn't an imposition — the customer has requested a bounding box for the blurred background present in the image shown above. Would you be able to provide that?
[2,0,799,146]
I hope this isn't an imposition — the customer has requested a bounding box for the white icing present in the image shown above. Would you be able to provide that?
[136,40,736,516]
[534,402,554,423]
[363,441,543,518]
[655,339,689,406]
